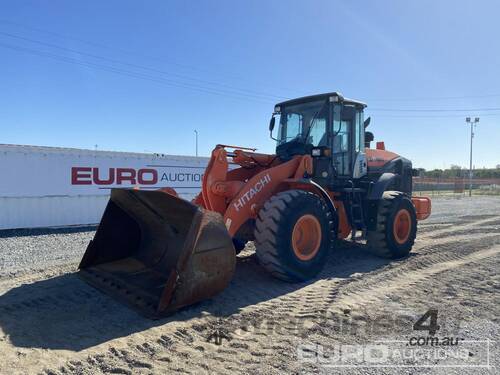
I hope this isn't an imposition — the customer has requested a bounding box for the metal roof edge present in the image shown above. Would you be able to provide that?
[275,92,367,108]
[0,143,210,161]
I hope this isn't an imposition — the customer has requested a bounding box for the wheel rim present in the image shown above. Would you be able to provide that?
[292,214,322,261]
[393,208,412,244]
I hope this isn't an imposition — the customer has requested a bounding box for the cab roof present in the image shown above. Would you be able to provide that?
[275,92,367,108]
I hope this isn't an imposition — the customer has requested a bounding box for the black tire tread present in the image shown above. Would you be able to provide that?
[254,190,334,282]
[366,190,416,258]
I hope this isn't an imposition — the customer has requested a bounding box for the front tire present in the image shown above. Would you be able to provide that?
[366,191,417,258]
[254,190,334,282]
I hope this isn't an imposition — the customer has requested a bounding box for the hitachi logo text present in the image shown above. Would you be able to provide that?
[233,174,271,212]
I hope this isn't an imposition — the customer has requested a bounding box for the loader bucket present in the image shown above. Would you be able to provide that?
[78,189,236,319]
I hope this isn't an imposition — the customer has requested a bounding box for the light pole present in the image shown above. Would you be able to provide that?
[465,117,479,197]
[194,130,198,157]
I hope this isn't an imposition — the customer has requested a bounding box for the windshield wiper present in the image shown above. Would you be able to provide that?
[302,99,328,143]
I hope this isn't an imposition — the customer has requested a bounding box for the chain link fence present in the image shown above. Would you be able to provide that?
[413,177,500,196]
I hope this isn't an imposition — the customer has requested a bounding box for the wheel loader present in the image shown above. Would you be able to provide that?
[78,92,431,318]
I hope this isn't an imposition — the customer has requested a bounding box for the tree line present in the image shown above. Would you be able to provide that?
[417,166,500,179]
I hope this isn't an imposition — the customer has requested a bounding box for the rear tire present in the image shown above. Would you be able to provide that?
[366,191,417,258]
[254,190,334,282]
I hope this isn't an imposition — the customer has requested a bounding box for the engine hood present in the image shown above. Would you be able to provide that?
[366,148,400,169]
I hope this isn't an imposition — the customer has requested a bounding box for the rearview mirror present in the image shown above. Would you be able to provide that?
[363,116,371,128]
[269,116,278,141]
[269,116,275,132]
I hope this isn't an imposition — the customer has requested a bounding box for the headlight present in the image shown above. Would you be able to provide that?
[311,148,321,156]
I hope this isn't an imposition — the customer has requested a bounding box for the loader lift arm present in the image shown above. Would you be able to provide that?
[195,145,316,237]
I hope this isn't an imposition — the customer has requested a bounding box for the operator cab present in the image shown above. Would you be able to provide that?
[270,92,368,187]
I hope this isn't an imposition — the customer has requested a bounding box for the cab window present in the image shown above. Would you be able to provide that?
[277,113,302,144]
[308,118,327,146]
[331,104,351,175]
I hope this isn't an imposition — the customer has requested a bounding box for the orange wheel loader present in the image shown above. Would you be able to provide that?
[78,92,431,318]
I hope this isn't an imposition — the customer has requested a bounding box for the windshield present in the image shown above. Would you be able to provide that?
[276,99,328,146]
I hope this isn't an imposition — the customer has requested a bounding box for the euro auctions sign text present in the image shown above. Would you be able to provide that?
[68,160,209,201]
[69,162,206,198]
[71,167,203,186]
[0,145,209,199]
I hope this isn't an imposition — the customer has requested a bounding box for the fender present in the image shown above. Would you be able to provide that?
[284,178,336,215]
[279,178,339,235]
[368,172,397,200]
[223,156,303,237]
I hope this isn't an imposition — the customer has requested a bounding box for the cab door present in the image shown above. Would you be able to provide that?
[352,108,367,178]
[331,103,366,178]
[331,103,352,177]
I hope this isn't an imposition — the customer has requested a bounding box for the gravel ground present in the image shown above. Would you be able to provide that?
[0,195,496,279]
[0,227,95,278]
[0,195,498,374]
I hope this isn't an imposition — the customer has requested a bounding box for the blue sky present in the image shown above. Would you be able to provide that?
[1,0,499,169]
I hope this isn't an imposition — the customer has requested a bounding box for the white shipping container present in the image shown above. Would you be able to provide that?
[0,144,209,229]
